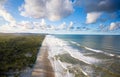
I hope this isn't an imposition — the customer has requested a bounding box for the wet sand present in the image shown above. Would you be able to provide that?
[32,46,55,77]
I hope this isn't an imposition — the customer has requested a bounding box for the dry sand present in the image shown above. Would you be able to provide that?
[32,46,55,77]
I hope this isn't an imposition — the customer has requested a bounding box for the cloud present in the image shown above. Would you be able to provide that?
[74,0,120,13]
[86,12,102,24]
[109,22,120,30]
[19,19,48,30]
[19,21,34,29]
[40,19,46,28]
[69,21,74,27]
[0,19,56,33]
[0,0,17,32]
[0,21,31,33]
[0,0,6,5]
[0,5,16,26]
[67,21,74,30]
[99,24,105,30]
[49,25,55,30]
[33,19,47,29]
[74,0,120,24]
[58,22,66,30]
[19,0,73,21]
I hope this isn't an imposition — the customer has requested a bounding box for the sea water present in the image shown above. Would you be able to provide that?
[45,35,120,77]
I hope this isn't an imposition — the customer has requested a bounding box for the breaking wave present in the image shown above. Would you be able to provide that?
[44,35,120,77]
[70,41,120,58]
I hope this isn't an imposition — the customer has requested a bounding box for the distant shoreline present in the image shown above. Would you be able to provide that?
[0,32,120,35]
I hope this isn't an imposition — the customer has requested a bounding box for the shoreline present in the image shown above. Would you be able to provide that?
[32,38,55,77]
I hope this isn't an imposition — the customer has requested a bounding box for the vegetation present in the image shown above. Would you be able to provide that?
[0,33,45,77]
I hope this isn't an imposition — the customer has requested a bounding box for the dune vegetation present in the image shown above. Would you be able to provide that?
[0,33,45,77]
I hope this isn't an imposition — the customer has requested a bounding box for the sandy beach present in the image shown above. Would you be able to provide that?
[32,44,55,77]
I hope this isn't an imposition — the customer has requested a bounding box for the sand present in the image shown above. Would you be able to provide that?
[32,46,55,77]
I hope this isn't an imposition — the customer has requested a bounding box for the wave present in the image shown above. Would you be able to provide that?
[70,41,81,46]
[52,36,101,64]
[69,40,120,58]
[44,35,98,77]
[44,35,75,77]
[84,47,120,58]
[44,35,120,77]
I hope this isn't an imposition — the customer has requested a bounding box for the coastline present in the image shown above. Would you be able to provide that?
[32,38,55,77]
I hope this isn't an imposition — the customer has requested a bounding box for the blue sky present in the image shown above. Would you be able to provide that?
[0,0,120,34]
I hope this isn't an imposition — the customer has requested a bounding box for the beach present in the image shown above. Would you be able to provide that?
[32,39,55,77]
[32,35,120,77]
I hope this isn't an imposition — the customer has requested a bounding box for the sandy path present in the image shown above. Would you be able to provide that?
[32,46,55,77]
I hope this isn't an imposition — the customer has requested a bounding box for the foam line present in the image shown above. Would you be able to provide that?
[85,47,118,57]
[45,35,74,77]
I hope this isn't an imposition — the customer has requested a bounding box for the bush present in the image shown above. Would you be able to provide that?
[0,33,45,76]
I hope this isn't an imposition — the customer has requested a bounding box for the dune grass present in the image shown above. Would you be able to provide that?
[0,33,45,77]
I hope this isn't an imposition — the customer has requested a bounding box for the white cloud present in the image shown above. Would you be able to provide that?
[0,21,32,33]
[0,23,23,33]
[0,19,54,33]
[19,21,34,29]
[19,0,46,18]
[33,19,47,29]
[40,19,46,28]
[67,21,74,30]
[99,24,105,30]
[19,19,47,30]
[69,21,74,27]
[58,22,66,30]
[86,12,102,24]
[109,22,120,30]
[19,0,73,21]
[0,6,16,26]
[49,25,55,30]
[0,0,17,33]
[0,0,6,5]
[0,0,17,32]
[109,23,116,30]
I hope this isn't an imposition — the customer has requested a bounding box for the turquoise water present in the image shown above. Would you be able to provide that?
[55,35,120,55]
[54,35,120,77]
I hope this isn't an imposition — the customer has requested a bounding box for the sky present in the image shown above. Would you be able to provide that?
[0,0,120,34]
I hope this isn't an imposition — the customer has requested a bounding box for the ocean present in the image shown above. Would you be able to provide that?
[47,35,120,77]
[55,35,120,56]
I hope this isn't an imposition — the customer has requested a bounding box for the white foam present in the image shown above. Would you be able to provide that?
[44,35,102,77]
[69,40,117,58]
[49,58,74,77]
[43,35,120,77]
[118,56,120,58]
[70,41,81,46]
[85,47,103,53]
[44,35,74,77]
[109,54,115,56]
[85,46,117,57]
